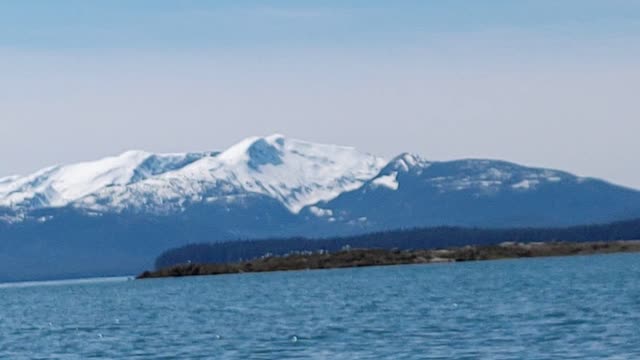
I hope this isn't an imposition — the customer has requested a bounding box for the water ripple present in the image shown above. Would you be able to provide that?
[1,254,640,359]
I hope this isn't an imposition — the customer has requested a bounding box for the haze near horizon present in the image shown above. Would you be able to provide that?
[1,1,639,188]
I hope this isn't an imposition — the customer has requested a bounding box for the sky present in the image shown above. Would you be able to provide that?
[1,1,640,188]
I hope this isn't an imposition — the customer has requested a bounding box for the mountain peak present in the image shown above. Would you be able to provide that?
[264,133,286,144]
[386,153,429,172]
[203,134,387,212]
[217,134,286,168]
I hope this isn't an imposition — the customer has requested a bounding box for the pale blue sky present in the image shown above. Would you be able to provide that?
[1,1,640,188]
[1,1,639,49]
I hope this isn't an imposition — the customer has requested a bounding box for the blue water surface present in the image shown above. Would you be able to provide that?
[1,253,639,359]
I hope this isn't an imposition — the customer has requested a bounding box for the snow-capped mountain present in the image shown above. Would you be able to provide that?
[311,154,640,228]
[0,134,385,215]
[2,134,640,281]
[1,134,639,225]
[0,150,212,210]
[76,134,386,214]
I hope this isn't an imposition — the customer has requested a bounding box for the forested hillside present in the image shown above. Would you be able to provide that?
[155,218,640,269]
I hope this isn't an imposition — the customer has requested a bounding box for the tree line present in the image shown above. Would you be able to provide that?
[155,218,640,269]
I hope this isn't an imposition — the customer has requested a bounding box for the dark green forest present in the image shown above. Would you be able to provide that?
[155,218,640,269]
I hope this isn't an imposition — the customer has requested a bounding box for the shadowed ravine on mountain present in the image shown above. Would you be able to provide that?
[2,135,640,281]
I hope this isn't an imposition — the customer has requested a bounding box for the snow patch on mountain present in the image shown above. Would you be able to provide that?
[424,160,570,194]
[388,153,429,173]
[363,153,430,191]
[0,175,20,185]
[512,179,538,190]
[308,206,334,217]
[371,172,399,190]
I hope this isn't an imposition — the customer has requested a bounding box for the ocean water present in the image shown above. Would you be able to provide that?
[1,254,640,359]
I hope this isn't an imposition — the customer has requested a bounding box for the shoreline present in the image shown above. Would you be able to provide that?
[137,240,640,279]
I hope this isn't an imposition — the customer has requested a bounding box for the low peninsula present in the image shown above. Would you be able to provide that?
[137,240,640,279]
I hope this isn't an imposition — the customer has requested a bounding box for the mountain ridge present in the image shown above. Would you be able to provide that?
[0,134,386,216]
[1,134,640,281]
[1,134,639,229]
